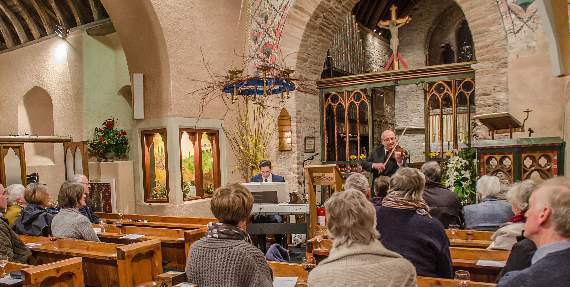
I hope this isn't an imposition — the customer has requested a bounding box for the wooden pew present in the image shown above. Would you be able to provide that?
[21,235,163,287]
[417,276,496,287]
[450,247,509,283]
[446,229,493,249]
[3,258,84,287]
[96,212,217,225]
[267,261,309,287]
[96,225,206,271]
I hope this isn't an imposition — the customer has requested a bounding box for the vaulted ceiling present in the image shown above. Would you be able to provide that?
[0,0,109,52]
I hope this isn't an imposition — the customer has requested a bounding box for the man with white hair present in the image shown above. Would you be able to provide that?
[463,175,513,231]
[498,177,570,287]
[4,184,26,226]
[70,174,100,224]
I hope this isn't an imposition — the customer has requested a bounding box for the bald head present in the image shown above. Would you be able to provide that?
[381,130,397,150]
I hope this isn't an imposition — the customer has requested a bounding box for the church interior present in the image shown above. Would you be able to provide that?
[1,0,570,286]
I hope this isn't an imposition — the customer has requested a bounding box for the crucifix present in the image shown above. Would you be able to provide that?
[378,4,411,70]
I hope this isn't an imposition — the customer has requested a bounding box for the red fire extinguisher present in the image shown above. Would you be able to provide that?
[317,207,326,226]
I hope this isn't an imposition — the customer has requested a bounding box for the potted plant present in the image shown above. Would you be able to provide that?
[88,118,130,161]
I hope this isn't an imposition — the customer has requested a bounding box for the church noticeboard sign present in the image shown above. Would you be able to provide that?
[304,137,315,153]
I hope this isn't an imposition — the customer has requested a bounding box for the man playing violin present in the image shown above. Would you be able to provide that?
[361,130,406,195]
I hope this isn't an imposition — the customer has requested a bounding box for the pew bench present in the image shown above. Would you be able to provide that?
[450,247,509,283]
[446,229,493,249]
[95,225,206,271]
[417,276,496,287]
[2,258,84,287]
[96,212,217,225]
[20,235,162,287]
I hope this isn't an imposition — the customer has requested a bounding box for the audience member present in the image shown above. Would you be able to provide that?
[344,173,371,199]
[186,184,272,287]
[420,161,464,228]
[376,168,453,278]
[4,184,26,226]
[496,234,536,281]
[308,189,416,287]
[372,175,390,205]
[70,174,100,224]
[498,177,570,287]
[0,183,31,263]
[464,175,513,231]
[13,183,56,236]
[489,180,536,250]
[51,182,100,241]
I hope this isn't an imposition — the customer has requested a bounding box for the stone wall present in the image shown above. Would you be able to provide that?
[361,28,390,73]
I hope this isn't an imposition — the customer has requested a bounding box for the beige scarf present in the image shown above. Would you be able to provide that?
[381,191,431,218]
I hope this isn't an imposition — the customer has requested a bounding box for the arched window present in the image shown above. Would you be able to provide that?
[457,20,475,62]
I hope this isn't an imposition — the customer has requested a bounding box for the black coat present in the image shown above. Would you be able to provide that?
[497,235,536,282]
[361,144,401,179]
[13,204,56,236]
[422,181,464,228]
[79,205,100,224]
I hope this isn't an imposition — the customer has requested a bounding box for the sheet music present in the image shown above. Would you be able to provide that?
[273,277,298,287]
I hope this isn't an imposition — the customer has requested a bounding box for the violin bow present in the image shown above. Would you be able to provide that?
[384,126,409,165]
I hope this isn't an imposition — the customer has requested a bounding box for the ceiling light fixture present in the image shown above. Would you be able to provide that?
[55,24,68,39]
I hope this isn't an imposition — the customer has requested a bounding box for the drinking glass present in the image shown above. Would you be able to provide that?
[99,222,106,233]
[454,270,470,287]
[0,259,8,278]
[449,224,460,236]
[117,209,124,223]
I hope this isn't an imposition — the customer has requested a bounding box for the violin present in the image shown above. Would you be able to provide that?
[384,144,409,164]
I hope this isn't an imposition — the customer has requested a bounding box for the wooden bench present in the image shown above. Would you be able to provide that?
[96,224,206,271]
[450,247,509,283]
[446,229,493,249]
[21,235,163,287]
[268,261,309,287]
[4,258,84,287]
[417,276,496,287]
[96,212,217,225]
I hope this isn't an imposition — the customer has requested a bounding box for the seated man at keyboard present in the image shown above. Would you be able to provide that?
[251,160,285,183]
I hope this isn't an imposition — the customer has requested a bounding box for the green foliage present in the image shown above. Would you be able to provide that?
[442,147,478,205]
[88,118,130,159]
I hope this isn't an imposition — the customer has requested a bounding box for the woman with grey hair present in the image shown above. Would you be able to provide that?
[308,189,416,287]
[4,184,26,225]
[488,180,537,250]
[375,167,453,278]
[344,173,371,199]
[464,175,513,231]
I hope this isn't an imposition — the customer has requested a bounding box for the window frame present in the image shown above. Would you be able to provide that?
[141,128,169,203]
[179,128,221,200]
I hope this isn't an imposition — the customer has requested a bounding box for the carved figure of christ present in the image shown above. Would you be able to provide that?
[377,4,411,70]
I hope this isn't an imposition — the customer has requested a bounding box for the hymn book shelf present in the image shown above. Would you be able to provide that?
[20,235,163,287]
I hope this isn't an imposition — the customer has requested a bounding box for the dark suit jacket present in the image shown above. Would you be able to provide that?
[497,235,536,282]
[422,181,464,228]
[361,144,401,179]
[250,174,285,183]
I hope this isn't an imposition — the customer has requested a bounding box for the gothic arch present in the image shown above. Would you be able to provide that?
[290,0,509,114]
[18,86,55,165]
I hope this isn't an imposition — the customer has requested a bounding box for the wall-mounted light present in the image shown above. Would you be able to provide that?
[55,24,68,39]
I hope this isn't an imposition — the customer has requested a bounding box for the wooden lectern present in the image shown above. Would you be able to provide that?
[473,112,523,139]
[304,164,344,238]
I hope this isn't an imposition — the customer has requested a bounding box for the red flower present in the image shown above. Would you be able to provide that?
[120,130,127,136]
[104,119,115,129]
[99,136,104,142]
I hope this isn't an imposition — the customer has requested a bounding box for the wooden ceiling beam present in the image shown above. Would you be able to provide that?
[12,0,41,39]
[48,0,66,27]
[65,0,82,25]
[0,1,28,43]
[88,0,100,20]
[0,13,15,48]
[30,0,53,33]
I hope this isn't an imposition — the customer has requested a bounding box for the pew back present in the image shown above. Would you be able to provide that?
[96,212,217,225]
[417,276,496,287]
[22,257,84,287]
[268,261,308,287]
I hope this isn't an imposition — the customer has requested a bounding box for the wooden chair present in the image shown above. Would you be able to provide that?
[268,261,308,287]
[417,276,496,287]
[450,247,510,283]
[21,235,163,287]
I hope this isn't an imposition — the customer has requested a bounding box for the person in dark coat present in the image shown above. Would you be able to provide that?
[13,183,56,236]
[71,174,100,224]
[496,234,536,282]
[376,168,453,278]
[420,161,464,228]
[498,177,570,287]
[361,130,405,183]
[250,160,285,183]
[464,175,513,231]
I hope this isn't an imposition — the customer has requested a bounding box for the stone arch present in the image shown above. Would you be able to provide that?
[99,0,170,119]
[290,0,509,112]
[18,86,55,165]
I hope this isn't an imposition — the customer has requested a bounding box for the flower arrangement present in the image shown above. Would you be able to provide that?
[88,118,130,161]
[441,147,477,205]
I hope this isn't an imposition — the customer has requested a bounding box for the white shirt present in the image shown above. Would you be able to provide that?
[262,174,273,183]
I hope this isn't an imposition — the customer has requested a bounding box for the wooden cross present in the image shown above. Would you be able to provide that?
[377,4,411,70]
